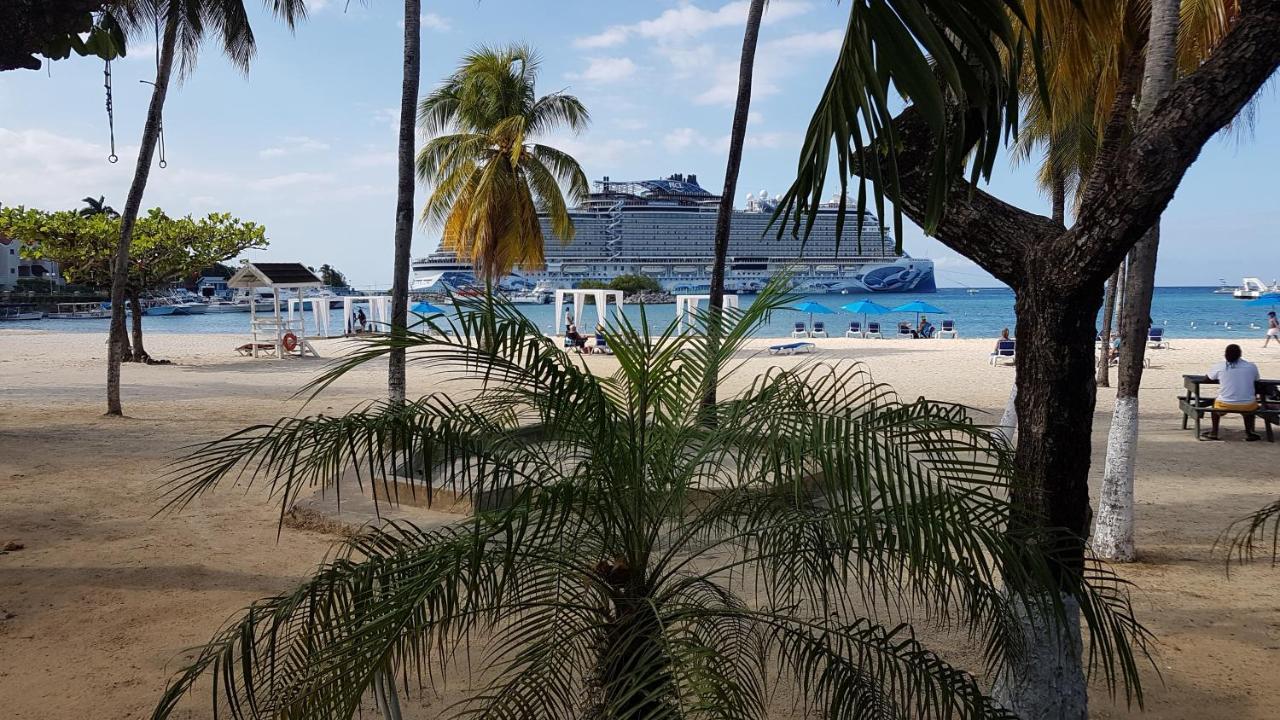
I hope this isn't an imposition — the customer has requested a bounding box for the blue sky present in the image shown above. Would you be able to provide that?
[1,0,1276,289]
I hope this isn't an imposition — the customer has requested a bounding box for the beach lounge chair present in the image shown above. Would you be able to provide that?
[593,334,613,355]
[769,341,816,355]
[845,321,863,338]
[989,339,1016,366]
[937,319,958,339]
[811,321,828,338]
[1148,327,1168,349]
[792,322,808,338]
[865,322,883,339]
[897,322,913,338]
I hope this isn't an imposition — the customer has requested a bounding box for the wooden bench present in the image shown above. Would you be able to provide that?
[1179,374,1280,441]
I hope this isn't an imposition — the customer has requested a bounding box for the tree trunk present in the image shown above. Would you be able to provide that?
[127,289,150,363]
[702,0,765,414]
[387,0,421,405]
[1093,0,1180,562]
[994,279,1103,719]
[1050,167,1066,226]
[1096,269,1120,386]
[106,8,178,416]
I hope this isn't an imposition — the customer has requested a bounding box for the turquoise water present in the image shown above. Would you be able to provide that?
[4,287,1274,339]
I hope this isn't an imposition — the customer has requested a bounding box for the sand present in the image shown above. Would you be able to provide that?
[0,329,1277,718]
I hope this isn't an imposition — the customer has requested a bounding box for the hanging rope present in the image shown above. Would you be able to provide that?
[152,14,168,169]
[104,59,118,163]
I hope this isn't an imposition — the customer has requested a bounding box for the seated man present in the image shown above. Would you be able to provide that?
[1204,343,1262,441]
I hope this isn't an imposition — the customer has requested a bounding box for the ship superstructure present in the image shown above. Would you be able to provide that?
[412,173,935,295]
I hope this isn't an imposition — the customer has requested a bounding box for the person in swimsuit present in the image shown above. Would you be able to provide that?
[1263,311,1279,348]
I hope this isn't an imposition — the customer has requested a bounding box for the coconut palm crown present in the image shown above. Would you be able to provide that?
[417,44,589,284]
[150,284,1151,719]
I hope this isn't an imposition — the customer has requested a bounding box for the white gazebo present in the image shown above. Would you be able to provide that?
[226,262,323,359]
[341,295,393,334]
[286,297,333,338]
[553,289,624,334]
[674,294,739,334]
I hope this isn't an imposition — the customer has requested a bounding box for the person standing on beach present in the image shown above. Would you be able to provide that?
[1203,343,1262,441]
[564,308,574,334]
[1263,311,1279,348]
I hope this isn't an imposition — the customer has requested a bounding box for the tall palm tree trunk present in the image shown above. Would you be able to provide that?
[1096,268,1120,386]
[107,7,178,416]
[703,0,765,413]
[1050,166,1066,226]
[1093,0,1180,562]
[387,0,421,404]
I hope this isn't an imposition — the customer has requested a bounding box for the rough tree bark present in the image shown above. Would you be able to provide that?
[1094,0,1181,563]
[703,0,765,413]
[864,5,1280,713]
[106,7,178,416]
[126,288,150,363]
[387,0,420,405]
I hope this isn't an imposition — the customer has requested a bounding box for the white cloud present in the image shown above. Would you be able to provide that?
[249,172,336,191]
[258,135,330,158]
[568,57,638,84]
[422,13,451,31]
[693,29,843,106]
[664,127,702,152]
[349,150,397,168]
[575,0,812,48]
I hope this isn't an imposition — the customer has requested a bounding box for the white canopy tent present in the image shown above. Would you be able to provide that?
[226,262,323,359]
[674,294,739,334]
[553,289,624,334]
[341,296,393,334]
[286,297,333,338]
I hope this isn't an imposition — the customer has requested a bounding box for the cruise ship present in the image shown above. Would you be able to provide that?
[411,173,935,296]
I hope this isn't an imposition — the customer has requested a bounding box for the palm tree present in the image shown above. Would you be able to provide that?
[79,195,119,218]
[387,0,420,405]
[150,283,1149,719]
[704,0,766,415]
[106,0,308,416]
[416,44,589,285]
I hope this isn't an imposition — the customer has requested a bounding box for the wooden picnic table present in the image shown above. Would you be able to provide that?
[1179,374,1280,441]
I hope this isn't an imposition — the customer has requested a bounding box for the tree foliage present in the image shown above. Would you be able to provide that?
[150,284,1151,719]
[0,206,268,292]
[417,44,590,283]
[315,263,349,287]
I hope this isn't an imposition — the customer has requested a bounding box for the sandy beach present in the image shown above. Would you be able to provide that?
[0,329,1277,718]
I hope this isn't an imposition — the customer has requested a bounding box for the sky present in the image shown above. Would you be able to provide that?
[1,0,1277,290]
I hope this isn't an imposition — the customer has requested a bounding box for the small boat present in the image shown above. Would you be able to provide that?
[172,302,208,315]
[967,288,980,295]
[143,304,177,316]
[506,290,552,304]
[0,308,43,321]
[1213,278,1237,294]
[47,302,111,319]
[1232,277,1278,299]
[205,300,252,313]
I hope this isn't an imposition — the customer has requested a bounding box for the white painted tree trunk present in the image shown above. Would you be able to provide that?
[1093,396,1138,560]
[993,592,1087,720]
[1094,0,1179,564]
[998,383,1018,444]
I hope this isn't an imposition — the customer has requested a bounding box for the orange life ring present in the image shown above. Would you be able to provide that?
[282,332,299,352]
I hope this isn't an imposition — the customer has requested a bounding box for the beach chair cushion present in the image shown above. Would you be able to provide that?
[769,341,816,355]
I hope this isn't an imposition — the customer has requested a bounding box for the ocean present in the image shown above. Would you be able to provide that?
[4,287,1274,340]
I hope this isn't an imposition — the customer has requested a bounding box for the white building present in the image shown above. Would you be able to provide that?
[0,234,18,289]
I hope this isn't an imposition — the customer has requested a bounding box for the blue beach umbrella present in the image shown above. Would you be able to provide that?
[892,300,947,331]
[410,301,443,314]
[840,299,891,330]
[792,300,835,329]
